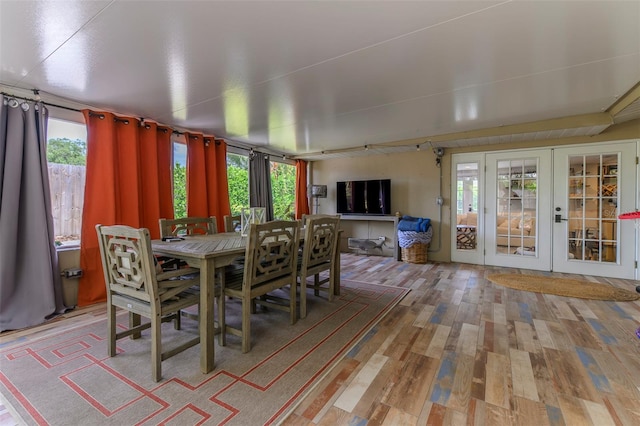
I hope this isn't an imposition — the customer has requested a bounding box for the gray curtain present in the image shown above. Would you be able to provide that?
[249,151,274,221]
[0,95,66,332]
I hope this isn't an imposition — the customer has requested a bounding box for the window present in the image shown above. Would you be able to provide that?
[227,152,249,215]
[173,141,187,218]
[47,118,87,246]
[270,160,296,220]
[227,152,295,219]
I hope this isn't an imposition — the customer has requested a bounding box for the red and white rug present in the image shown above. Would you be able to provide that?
[0,280,409,425]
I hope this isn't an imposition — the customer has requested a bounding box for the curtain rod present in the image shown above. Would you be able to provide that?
[2,91,82,113]
[1,91,289,160]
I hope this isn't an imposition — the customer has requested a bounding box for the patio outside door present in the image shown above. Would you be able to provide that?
[552,141,637,279]
[484,149,552,271]
[451,154,484,265]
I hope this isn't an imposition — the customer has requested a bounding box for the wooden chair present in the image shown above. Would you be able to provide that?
[301,213,337,226]
[221,220,300,353]
[159,216,218,238]
[224,214,241,233]
[95,224,202,382]
[297,216,341,318]
[158,217,218,270]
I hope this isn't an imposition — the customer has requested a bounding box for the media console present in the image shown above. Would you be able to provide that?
[339,214,400,261]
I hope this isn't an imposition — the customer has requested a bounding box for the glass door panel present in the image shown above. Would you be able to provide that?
[566,154,618,263]
[455,162,479,251]
[495,158,538,257]
[451,154,484,266]
[485,149,551,271]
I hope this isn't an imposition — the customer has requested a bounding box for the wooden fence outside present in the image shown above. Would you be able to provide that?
[49,163,85,238]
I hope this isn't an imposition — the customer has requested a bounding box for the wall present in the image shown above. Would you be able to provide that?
[311,119,640,264]
[311,150,451,262]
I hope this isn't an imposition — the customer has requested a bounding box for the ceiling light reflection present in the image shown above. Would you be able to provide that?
[223,88,249,137]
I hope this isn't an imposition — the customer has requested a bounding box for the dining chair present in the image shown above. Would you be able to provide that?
[157,216,218,271]
[95,224,203,382]
[159,216,218,238]
[224,214,241,233]
[297,216,341,319]
[220,220,300,353]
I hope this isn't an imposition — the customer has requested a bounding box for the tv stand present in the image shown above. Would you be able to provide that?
[339,214,400,260]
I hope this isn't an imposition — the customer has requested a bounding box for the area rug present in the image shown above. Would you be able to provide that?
[487,273,640,301]
[0,280,408,425]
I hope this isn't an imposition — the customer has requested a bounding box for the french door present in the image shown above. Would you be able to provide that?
[484,150,552,271]
[451,154,484,265]
[452,141,638,279]
[552,142,637,278]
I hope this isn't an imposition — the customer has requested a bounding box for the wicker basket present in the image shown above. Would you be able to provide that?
[401,243,428,264]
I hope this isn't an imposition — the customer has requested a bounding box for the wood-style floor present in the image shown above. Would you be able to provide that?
[283,254,640,425]
[2,254,640,425]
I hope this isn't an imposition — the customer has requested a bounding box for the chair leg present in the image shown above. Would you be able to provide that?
[151,315,162,382]
[130,312,141,340]
[242,298,251,353]
[327,271,334,302]
[299,275,307,319]
[107,303,117,357]
[290,283,297,325]
[174,310,181,330]
[218,293,226,346]
[314,275,320,297]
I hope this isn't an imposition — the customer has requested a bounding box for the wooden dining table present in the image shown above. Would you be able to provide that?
[151,231,342,374]
[152,232,246,374]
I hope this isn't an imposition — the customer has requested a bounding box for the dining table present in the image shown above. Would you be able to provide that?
[152,232,245,374]
[151,230,341,374]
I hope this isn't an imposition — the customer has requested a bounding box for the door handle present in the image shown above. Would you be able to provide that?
[555,214,568,223]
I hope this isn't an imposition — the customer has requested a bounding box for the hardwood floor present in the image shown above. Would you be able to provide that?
[283,254,640,425]
[2,254,639,425]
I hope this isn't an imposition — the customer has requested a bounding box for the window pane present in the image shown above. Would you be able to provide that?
[47,118,87,245]
[173,141,187,218]
[227,153,249,215]
[270,161,296,220]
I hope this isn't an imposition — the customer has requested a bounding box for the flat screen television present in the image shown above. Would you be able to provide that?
[336,179,391,215]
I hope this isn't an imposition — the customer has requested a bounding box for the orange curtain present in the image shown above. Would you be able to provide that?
[140,123,175,239]
[186,133,231,232]
[78,112,173,306]
[295,160,310,219]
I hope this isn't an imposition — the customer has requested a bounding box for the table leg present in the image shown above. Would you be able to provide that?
[333,250,341,296]
[200,258,215,374]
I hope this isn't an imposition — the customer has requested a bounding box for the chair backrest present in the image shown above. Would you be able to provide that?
[95,224,159,303]
[159,216,217,238]
[301,214,339,226]
[301,216,340,273]
[224,214,241,233]
[243,220,300,289]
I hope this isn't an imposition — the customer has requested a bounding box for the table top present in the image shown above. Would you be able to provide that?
[151,232,247,260]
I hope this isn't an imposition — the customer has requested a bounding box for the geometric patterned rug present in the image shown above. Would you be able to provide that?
[0,280,409,425]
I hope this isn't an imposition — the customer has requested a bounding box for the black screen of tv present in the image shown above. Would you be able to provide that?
[336,179,391,215]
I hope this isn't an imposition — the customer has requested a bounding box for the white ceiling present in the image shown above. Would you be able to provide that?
[1,1,639,159]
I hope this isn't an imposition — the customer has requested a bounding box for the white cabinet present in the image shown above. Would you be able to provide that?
[339,215,400,260]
